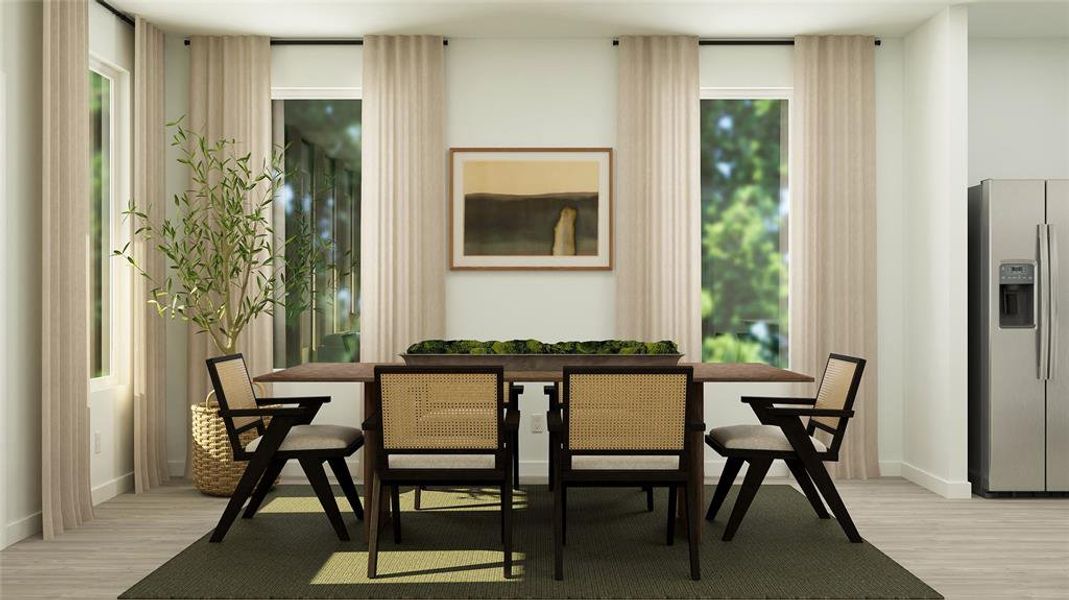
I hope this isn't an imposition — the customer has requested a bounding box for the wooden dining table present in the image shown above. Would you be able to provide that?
[255,361,812,538]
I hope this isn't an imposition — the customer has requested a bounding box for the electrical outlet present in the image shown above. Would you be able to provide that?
[531,414,546,434]
[94,431,102,455]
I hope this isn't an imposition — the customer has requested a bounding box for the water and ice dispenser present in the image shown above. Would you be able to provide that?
[998,262,1035,328]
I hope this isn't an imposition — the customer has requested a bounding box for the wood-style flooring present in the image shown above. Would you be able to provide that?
[0,478,1065,599]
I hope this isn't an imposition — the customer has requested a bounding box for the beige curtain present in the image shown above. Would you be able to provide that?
[132,17,169,492]
[41,0,93,538]
[360,36,446,361]
[791,36,879,479]
[184,36,272,477]
[615,36,701,360]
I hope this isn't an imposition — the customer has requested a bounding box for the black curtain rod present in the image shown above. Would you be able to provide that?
[184,38,448,46]
[612,38,881,46]
[95,0,134,27]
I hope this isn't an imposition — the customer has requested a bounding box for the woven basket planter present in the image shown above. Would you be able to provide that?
[191,392,277,497]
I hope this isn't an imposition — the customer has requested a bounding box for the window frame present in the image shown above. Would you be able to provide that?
[88,56,131,392]
[697,86,794,367]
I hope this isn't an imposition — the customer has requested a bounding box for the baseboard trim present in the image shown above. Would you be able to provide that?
[168,460,185,478]
[92,472,135,506]
[901,462,971,498]
[2,512,42,550]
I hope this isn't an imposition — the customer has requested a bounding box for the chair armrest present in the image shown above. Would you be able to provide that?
[741,396,816,406]
[508,384,523,405]
[218,407,306,419]
[768,407,854,418]
[362,412,381,431]
[504,409,521,431]
[256,395,330,406]
[547,411,564,433]
[544,385,560,409]
[686,421,707,432]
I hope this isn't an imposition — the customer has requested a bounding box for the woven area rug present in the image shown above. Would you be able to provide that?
[121,485,941,599]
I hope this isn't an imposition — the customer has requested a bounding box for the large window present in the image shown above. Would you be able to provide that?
[90,69,112,378]
[700,96,789,366]
[272,99,361,367]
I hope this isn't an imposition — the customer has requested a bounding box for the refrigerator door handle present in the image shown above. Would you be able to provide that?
[1039,224,1051,380]
[1050,224,1058,380]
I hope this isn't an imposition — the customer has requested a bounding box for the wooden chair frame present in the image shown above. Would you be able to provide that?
[363,366,521,579]
[704,353,867,543]
[547,366,704,581]
[205,354,365,543]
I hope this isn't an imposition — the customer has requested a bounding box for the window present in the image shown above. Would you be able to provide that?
[90,69,112,378]
[700,96,789,366]
[272,99,361,367]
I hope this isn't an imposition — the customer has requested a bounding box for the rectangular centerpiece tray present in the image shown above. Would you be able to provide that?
[399,353,684,370]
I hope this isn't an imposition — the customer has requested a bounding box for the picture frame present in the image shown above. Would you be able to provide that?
[449,147,613,270]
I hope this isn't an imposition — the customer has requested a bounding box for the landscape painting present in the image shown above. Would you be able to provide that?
[450,148,613,270]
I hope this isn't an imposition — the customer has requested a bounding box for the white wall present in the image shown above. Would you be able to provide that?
[968,37,1069,183]
[1,0,43,550]
[900,6,971,498]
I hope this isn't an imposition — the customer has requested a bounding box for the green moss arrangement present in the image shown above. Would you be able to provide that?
[406,339,679,355]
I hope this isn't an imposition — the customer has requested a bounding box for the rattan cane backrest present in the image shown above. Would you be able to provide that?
[812,354,865,430]
[377,369,502,451]
[206,355,260,430]
[564,368,691,452]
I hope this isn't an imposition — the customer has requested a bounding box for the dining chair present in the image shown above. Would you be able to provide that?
[363,365,520,579]
[204,354,365,543]
[548,366,704,581]
[704,353,867,543]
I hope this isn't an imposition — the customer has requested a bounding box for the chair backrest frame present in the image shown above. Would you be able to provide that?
[806,353,867,457]
[205,354,266,461]
[560,366,695,471]
[372,365,507,472]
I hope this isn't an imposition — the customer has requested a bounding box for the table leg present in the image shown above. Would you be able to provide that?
[678,381,705,535]
[362,381,390,539]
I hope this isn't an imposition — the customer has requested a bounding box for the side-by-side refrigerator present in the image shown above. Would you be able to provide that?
[969,179,1068,496]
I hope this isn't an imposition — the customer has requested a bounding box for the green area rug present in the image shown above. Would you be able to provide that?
[121,485,941,599]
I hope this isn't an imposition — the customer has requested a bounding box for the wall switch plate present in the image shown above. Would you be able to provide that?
[94,431,102,454]
[531,414,546,433]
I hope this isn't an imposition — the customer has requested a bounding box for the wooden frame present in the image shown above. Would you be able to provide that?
[363,366,521,579]
[448,147,614,271]
[704,353,867,543]
[548,366,704,581]
[204,354,365,544]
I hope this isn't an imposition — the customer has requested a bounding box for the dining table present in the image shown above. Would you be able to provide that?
[255,361,813,539]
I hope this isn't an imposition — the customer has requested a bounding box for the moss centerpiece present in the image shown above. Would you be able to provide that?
[401,339,683,369]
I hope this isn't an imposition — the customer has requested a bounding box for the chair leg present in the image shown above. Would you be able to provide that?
[785,458,829,519]
[666,485,678,546]
[553,474,564,580]
[242,458,286,519]
[706,456,743,521]
[645,486,654,512]
[561,485,568,546]
[301,458,349,541]
[722,458,772,541]
[367,475,382,579]
[686,482,700,581]
[503,478,514,578]
[327,457,364,521]
[512,430,521,490]
[799,454,862,542]
[548,432,556,491]
[414,486,422,510]
[390,485,402,544]
[210,451,273,543]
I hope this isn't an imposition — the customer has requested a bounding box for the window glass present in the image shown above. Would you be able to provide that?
[90,70,111,378]
[700,98,789,366]
[273,100,361,367]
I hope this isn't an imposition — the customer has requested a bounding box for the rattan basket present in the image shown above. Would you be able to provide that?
[191,389,274,497]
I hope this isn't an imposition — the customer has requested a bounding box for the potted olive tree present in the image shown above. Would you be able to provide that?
[117,121,328,495]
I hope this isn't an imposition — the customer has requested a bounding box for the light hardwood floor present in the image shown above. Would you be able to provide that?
[0,478,1066,599]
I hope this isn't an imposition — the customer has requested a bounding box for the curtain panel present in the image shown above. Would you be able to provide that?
[42,0,93,539]
[132,17,169,492]
[360,35,447,362]
[615,36,702,360]
[790,35,879,479]
[184,36,272,477]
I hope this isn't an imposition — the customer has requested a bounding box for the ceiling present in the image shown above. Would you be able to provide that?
[109,0,1069,39]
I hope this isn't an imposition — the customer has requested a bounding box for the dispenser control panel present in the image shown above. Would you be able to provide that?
[998,262,1036,328]
[999,263,1035,284]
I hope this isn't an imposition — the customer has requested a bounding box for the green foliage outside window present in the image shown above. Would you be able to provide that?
[700,99,789,366]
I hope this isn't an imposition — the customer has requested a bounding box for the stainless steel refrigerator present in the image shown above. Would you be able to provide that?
[969,179,1069,496]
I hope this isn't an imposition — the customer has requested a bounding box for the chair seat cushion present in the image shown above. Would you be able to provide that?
[387,454,497,470]
[571,455,680,470]
[245,424,362,454]
[707,424,827,453]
